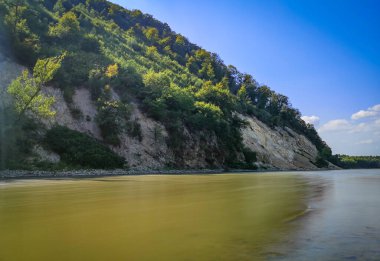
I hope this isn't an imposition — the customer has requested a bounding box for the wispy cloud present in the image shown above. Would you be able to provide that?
[301,115,320,126]
[349,122,370,133]
[318,119,351,132]
[351,104,380,120]
[371,104,380,111]
[317,103,380,155]
[356,139,374,145]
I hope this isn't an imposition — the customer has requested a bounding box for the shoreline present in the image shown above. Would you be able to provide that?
[0,169,224,179]
[0,167,343,180]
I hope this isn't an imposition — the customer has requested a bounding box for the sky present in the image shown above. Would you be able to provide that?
[111,0,380,155]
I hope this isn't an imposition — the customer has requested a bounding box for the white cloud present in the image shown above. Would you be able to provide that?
[351,110,377,120]
[318,117,380,155]
[351,104,380,120]
[301,115,320,126]
[371,104,380,111]
[356,139,374,145]
[349,122,370,133]
[317,103,380,155]
[318,119,351,132]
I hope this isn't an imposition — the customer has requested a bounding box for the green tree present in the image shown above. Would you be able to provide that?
[143,70,171,95]
[3,0,40,65]
[196,81,236,113]
[7,54,66,119]
[256,85,272,109]
[96,100,129,145]
[3,0,26,34]
[144,27,159,41]
[49,11,80,39]
[192,101,223,128]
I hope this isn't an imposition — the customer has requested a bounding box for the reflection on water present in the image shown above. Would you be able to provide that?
[269,169,380,261]
[0,170,379,260]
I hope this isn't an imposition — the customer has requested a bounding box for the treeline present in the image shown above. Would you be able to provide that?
[332,155,380,169]
[0,0,332,169]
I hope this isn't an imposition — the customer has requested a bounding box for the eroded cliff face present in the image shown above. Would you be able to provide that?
[0,57,322,170]
[240,115,319,170]
[45,86,321,170]
[43,87,175,170]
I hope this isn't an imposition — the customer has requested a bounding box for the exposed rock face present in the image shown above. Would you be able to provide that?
[45,88,175,170]
[0,57,322,170]
[180,130,221,169]
[43,87,102,139]
[240,115,319,170]
[113,101,175,170]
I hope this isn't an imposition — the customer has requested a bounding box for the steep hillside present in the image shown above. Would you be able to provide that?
[0,0,334,170]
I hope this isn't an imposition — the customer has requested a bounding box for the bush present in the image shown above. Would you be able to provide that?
[314,156,329,168]
[243,147,257,164]
[45,126,126,169]
[0,111,40,170]
[81,34,100,53]
[95,100,130,146]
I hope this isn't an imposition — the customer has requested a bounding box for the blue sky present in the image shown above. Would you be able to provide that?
[112,0,380,155]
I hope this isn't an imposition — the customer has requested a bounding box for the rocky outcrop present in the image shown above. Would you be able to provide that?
[240,115,319,170]
[45,87,175,170]
[42,87,102,139]
[113,101,175,170]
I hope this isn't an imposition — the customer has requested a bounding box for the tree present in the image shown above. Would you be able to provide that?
[196,81,236,113]
[96,100,129,145]
[105,63,119,78]
[3,0,26,34]
[143,70,171,95]
[145,45,158,58]
[144,27,159,41]
[256,85,273,109]
[3,0,40,65]
[193,101,223,128]
[7,54,66,119]
[49,11,80,39]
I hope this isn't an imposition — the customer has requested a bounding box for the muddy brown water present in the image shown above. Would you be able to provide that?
[0,169,379,260]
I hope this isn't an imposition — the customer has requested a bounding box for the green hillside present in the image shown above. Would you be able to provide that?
[0,0,333,169]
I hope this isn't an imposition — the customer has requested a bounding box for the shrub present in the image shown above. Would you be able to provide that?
[96,100,130,146]
[314,156,329,168]
[45,126,126,169]
[243,147,257,164]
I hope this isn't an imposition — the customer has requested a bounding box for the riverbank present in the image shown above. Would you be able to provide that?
[0,166,342,179]
[0,168,231,179]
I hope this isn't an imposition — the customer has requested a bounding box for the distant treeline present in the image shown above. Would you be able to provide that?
[332,155,380,169]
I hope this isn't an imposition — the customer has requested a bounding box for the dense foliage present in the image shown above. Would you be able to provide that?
[0,0,334,168]
[7,54,65,118]
[0,110,41,170]
[333,155,380,169]
[45,126,125,169]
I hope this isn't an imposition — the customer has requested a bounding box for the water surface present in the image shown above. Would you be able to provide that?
[0,170,379,260]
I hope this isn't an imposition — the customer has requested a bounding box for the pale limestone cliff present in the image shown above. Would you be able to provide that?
[240,115,319,170]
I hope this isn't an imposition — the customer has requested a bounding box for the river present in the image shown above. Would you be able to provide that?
[0,169,379,260]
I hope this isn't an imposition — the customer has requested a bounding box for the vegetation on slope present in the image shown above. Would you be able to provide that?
[46,126,126,169]
[0,0,334,169]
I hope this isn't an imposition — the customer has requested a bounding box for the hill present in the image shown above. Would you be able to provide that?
[0,0,335,170]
